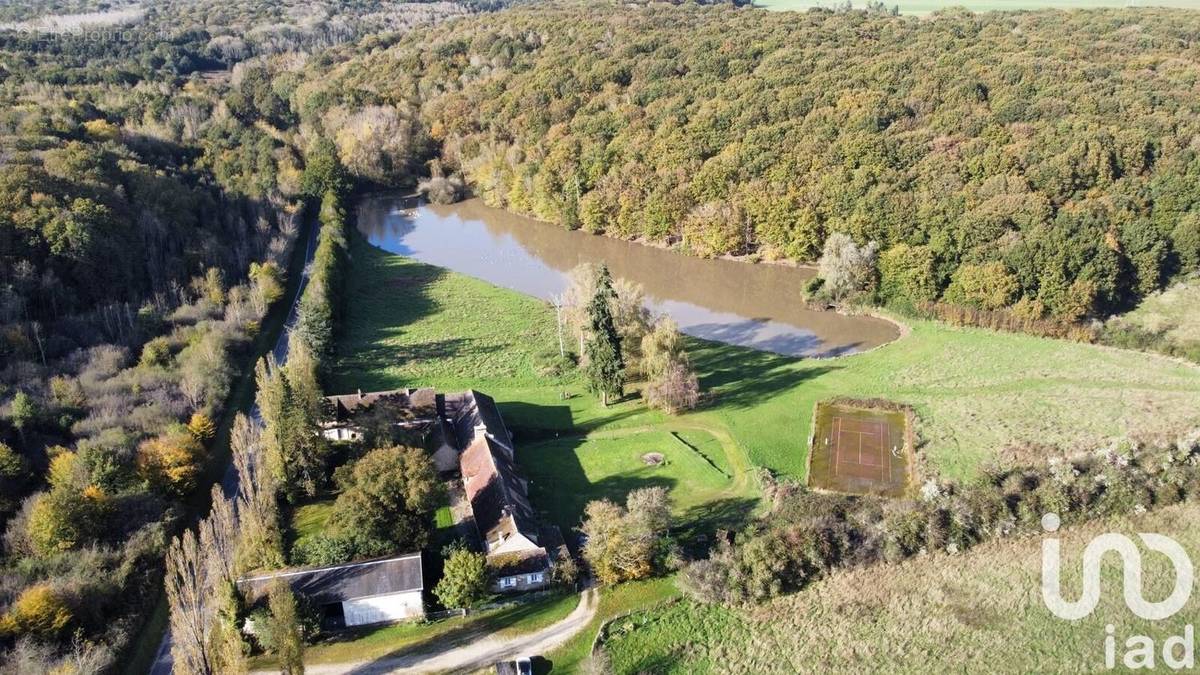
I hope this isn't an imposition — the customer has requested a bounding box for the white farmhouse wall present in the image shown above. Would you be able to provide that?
[488,532,540,556]
[341,590,424,627]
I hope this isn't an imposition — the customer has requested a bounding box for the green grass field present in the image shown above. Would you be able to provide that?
[544,577,680,673]
[756,0,1200,15]
[520,427,755,535]
[250,592,581,669]
[335,229,1200,484]
[599,503,1200,673]
[330,227,1200,671]
[694,320,1200,481]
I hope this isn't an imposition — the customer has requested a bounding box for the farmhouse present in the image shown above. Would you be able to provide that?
[325,388,562,593]
[237,553,425,629]
[447,390,559,592]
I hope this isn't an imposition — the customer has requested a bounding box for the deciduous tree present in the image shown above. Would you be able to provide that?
[581,487,672,585]
[266,579,305,675]
[329,445,440,554]
[816,232,879,303]
[433,545,489,610]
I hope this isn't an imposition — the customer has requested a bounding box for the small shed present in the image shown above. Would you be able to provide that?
[238,553,425,628]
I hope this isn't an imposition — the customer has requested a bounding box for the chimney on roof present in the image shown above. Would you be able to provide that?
[357,388,363,399]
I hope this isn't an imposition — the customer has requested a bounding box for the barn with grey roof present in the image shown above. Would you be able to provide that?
[237,554,425,628]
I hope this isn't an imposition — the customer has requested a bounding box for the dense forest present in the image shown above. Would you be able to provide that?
[295,4,1200,321]
[3,0,1200,670]
[0,0,477,669]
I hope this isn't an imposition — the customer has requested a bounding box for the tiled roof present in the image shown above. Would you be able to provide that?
[487,549,551,577]
[446,390,513,452]
[237,554,423,605]
[324,388,437,423]
[461,434,538,546]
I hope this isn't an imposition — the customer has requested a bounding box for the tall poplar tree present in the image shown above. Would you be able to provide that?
[584,265,624,406]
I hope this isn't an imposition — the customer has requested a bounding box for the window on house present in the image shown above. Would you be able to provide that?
[500,577,516,588]
[527,573,543,584]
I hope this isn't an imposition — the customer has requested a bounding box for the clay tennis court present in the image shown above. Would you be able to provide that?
[807,401,913,497]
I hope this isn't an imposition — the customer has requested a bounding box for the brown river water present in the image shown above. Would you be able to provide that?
[357,196,900,358]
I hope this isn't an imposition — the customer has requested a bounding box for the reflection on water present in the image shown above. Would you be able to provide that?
[357,196,900,357]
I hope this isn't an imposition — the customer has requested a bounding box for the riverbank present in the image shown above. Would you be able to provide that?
[357,195,901,358]
[334,226,1200,483]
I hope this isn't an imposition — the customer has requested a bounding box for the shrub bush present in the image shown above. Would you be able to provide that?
[682,434,1200,607]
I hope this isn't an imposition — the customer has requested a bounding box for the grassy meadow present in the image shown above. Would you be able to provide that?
[334,230,1200,485]
[599,503,1200,673]
[327,227,1200,671]
[520,427,756,537]
[755,0,1200,15]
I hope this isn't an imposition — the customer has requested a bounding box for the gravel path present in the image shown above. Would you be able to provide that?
[292,588,598,675]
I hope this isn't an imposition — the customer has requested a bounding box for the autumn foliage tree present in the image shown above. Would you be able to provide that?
[137,427,207,497]
[581,487,673,585]
[26,485,110,555]
[0,584,73,638]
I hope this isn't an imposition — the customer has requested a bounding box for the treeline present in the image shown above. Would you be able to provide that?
[682,432,1200,606]
[0,0,483,86]
[294,4,1200,321]
[0,231,296,671]
[0,4,312,670]
[253,143,352,506]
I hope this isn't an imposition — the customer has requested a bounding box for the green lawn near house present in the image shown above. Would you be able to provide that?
[289,499,336,551]
[250,592,581,669]
[519,427,753,536]
[543,577,680,674]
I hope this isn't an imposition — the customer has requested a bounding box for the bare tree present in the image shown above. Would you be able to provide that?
[817,232,879,303]
[199,486,237,586]
[549,293,567,359]
[645,361,700,414]
[167,477,247,674]
[563,263,598,357]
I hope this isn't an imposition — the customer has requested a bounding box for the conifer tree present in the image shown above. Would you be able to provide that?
[584,265,624,406]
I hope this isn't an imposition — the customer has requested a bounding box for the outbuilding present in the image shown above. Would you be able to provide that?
[238,553,425,629]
